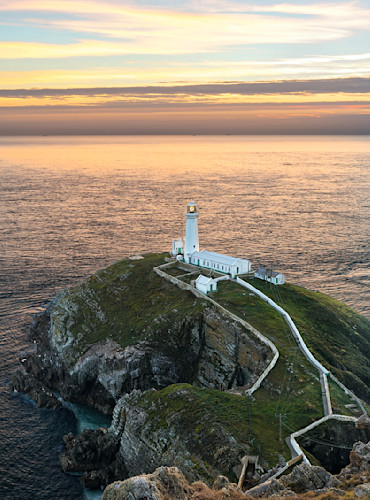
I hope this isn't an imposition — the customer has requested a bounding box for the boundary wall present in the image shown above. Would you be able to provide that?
[154,262,364,466]
[287,414,358,462]
[236,277,332,416]
[154,263,279,395]
[329,373,367,416]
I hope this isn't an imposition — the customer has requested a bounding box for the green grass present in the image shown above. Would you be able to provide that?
[328,378,359,416]
[213,280,324,445]
[162,265,189,277]
[136,383,288,470]
[242,279,370,403]
[52,253,206,360]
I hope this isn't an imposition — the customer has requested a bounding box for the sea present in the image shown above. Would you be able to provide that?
[0,135,369,499]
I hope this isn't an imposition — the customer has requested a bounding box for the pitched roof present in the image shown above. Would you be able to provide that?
[196,275,216,285]
[192,250,249,266]
[255,267,266,276]
[255,267,283,278]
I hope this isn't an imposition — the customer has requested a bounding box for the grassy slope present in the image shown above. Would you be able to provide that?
[136,383,286,473]
[212,280,323,450]
[53,254,369,468]
[59,253,205,358]
[241,278,370,403]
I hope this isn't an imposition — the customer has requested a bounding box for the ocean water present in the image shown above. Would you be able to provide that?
[0,135,369,499]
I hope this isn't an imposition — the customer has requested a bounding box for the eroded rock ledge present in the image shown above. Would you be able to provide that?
[102,441,370,499]
[12,297,270,415]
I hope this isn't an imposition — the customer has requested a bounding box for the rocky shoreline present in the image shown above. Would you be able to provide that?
[10,254,370,497]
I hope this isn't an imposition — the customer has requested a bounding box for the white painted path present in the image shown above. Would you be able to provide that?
[236,277,332,416]
[154,261,366,466]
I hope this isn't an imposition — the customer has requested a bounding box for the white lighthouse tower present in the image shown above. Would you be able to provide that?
[184,200,199,263]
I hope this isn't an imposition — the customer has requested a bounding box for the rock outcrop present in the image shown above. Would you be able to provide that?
[109,386,253,483]
[102,467,193,500]
[279,463,340,493]
[60,428,127,488]
[339,441,370,476]
[102,467,246,500]
[12,256,270,415]
[11,368,62,410]
[58,384,258,488]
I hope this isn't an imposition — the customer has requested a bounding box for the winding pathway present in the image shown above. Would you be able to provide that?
[154,261,366,466]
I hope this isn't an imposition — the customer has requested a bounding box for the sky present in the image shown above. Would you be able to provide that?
[0,0,369,134]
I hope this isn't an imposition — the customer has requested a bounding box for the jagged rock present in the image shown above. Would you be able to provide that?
[212,475,243,496]
[102,466,192,500]
[279,463,340,493]
[213,475,232,490]
[356,415,370,431]
[354,483,370,497]
[258,478,286,497]
[11,369,62,410]
[339,441,370,476]
[60,428,126,488]
[111,386,251,483]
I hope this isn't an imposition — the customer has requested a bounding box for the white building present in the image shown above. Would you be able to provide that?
[171,201,251,277]
[190,250,251,278]
[171,238,184,257]
[195,275,218,295]
[184,201,199,263]
[255,267,285,285]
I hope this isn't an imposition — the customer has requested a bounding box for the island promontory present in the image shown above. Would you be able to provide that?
[12,253,370,497]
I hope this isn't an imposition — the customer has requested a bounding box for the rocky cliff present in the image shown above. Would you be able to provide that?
[102,440,370,500]
[11,253,370,492]
[13,254,270,415]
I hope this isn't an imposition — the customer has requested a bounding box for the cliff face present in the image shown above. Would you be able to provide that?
[60,383,261,487]
[12,253,370,492]
[14,254,270,414]
[110,385,251,483]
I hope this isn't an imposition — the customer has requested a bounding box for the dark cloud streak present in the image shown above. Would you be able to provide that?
[1,77,370,98]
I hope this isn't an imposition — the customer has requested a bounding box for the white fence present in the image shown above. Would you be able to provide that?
[154,264,279,395]
[236,278,332,415]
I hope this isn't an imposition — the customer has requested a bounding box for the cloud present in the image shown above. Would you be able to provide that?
[1,106,369,135]
[1,1,370,61]
[1,51,370,90]
[1,77,369,98]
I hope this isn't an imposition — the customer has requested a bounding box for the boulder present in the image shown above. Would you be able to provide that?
[354,483,370,497]
[102,466,192,500]
[279,463,339,493]
[340,441,370,475]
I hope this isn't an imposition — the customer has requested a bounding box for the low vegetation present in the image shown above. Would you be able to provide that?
[241,278,370,403]
[57,253,205,354]
[52,254,369,469]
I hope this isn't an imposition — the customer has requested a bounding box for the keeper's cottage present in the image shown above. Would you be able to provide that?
[171,201,251,278]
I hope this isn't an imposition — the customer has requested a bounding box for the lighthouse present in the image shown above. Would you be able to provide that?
[184,200,199,263]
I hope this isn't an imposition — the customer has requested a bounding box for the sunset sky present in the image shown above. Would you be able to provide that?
[1,0,369,134]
